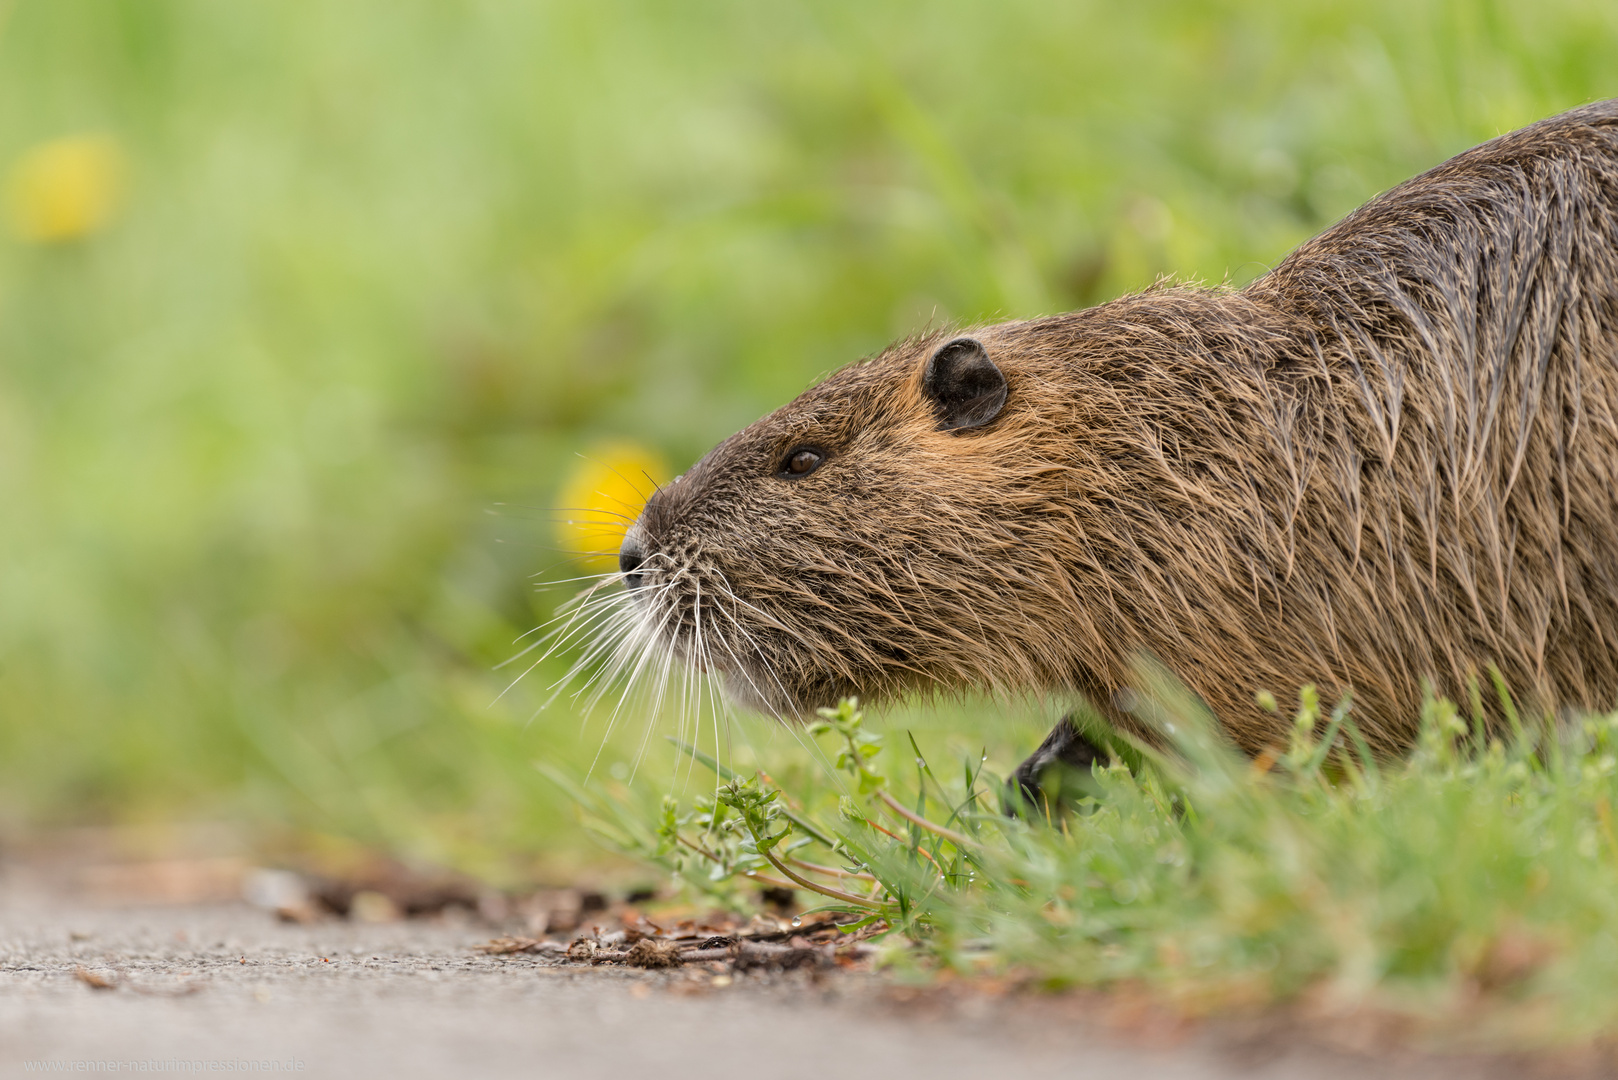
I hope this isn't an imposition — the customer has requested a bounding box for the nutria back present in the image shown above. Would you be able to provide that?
[609,100,1618,754]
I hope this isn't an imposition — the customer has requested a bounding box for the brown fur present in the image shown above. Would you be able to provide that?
[615,100,1618,754]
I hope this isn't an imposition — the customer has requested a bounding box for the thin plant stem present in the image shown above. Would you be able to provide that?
[759,848,889,910]
[740,868,804,891]
[677,835,798,891]
[676,835,723,863]
[862,816,945,873]
[877,789,979,849]
[789,856,878,883]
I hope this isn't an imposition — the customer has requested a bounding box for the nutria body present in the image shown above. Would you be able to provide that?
[613,100,1618,760]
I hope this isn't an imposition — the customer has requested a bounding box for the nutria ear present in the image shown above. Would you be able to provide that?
[922,337,1008,431]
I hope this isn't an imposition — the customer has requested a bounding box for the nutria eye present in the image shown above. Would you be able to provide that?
[778,447,825,479]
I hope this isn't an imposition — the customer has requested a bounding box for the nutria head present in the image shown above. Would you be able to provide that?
[616,332,1054,718]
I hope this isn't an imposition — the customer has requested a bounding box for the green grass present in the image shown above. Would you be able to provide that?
[568,685,1618,1047]
[1,0,1616,893]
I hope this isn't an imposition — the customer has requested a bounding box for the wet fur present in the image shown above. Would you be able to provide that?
[618,100,1618,755]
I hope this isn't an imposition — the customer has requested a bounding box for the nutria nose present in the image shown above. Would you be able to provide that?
[618,533,647,587]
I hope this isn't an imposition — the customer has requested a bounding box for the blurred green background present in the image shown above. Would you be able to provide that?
[0,0,1612,882]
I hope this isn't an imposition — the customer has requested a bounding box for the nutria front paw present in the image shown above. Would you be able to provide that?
[1003,715,1107,818]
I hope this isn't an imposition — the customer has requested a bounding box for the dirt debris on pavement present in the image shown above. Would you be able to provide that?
[477,905,879,973]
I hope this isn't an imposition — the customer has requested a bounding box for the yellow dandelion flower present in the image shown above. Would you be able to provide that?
[6,134,126,244]
[554,440,669,574]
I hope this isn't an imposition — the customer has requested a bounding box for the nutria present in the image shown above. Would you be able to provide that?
[601,100,1618,788]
